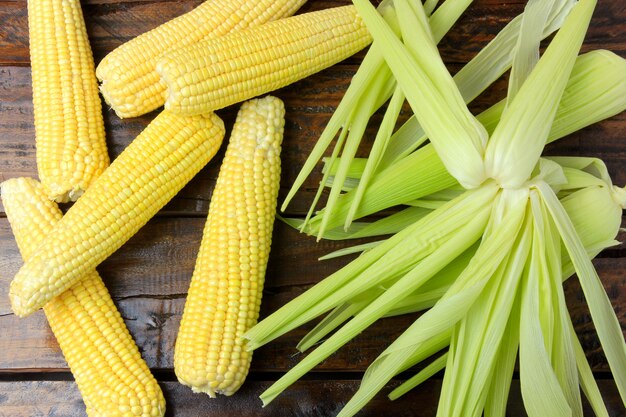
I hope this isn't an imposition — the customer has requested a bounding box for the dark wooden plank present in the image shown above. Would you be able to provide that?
[1,63,626,216]
[0,378,623,417]
[1,217,624,371]
[0,1,623,66]
[0,1,624,416]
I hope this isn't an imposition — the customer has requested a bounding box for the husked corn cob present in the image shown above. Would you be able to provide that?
[96,0,306,118]
[175,96,285,396]
[157,6,372,116]
[28,0,109,203]
[1,177,165,417]
[9,111,225,317]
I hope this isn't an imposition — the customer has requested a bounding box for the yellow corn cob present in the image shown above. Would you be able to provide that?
[157,5,372,116]
[9,111,225,317]
[28,0,109,203]
[175,96,284,396]
[96,0,306,118]
[1,177,165,417]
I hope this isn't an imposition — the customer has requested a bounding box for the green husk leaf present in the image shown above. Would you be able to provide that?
[519,197,571,417]
[322,157,367,179]
[284,0,475,224]
[305,50,626,237]
[353,0,488,189]
[335,189,529,417]
[381,0,575,166]
[539,196,583,416]
[260,196,494,406]
[246,185,498,349]
[571,323,611,417]
[346,86,405,228]
[484,293,521,417]
[317,64,397,238]
[301,123,349,230]
[389,353,448,400]
[281,44,383,212]
[282,206,431,244]
[318,241,382,260]
[484,0,597,188]
[424,0,440,16]
[296,302,365,352]
[438,192,534,417]
[547,50,626,141]
[537,181,626,406]
[305,145,457,236]
[507,0,557,101]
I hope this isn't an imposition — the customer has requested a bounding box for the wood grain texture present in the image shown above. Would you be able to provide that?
[1,64,625,216]
[0,379,623,417]
[0,0,623,66]
[0,218,624,372]
[0,0,625,416]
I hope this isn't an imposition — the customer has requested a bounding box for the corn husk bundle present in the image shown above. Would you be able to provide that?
[244,0,626,416]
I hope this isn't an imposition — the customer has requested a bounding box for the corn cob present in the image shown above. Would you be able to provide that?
[96,0,306,118]
[175,96,284,396]
[1,177,165,417]
[157,6,372,116]
[9,111,225,317]
[28,0,109,203]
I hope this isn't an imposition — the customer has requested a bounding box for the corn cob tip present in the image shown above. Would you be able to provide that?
[45,184,86,203]
[8,279,31,318]
[0,177,40,207]
[1,178,38,318]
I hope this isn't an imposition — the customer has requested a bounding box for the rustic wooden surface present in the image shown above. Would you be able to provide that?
[0,0,624,416]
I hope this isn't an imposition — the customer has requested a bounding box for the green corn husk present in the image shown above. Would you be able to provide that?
[247,0,626,416]
[301,48,626,238]
[284,0,579,237]
[283,0,475,237]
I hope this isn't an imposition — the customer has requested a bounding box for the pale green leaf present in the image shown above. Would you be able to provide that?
[484,294,521,417]
[246,186,497,349]
[537,181,626,406]
[306,145,457,236]
[571,324,610,417]
[538,200,583,416]
[317,66,396,238]
[389,353,448,400]
[335,190,528,417]
[301,124,349,231]
[381,0,576,166]
[547,50,626,142]
[507,0,557,101]
[260,197,493,406]
[519,208,571,417]
[306,49,626,236]
[484,0,597,188]
[296,302,365,352]
[346,86,405,228]
[318,242,382,260]
[353,0,487,189]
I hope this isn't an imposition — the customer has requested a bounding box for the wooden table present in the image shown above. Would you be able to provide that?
[0,1,624,416]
